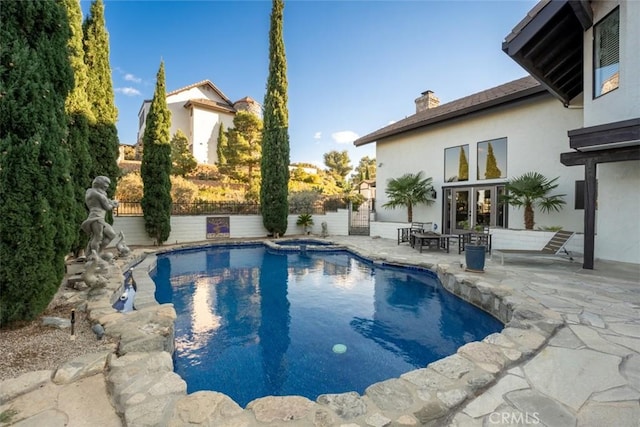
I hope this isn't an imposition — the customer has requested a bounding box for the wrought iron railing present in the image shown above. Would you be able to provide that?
[114,198,347,217]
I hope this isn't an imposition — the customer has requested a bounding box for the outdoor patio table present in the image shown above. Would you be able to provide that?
[412,232,454,253]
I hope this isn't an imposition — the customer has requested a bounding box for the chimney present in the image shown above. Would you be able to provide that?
[415,90,440,113]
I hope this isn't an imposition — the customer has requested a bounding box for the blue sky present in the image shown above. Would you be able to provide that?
[81,0,537,168]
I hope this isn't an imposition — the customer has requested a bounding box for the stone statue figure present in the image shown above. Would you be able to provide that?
[81,176,122,259]
[321,221,329,238]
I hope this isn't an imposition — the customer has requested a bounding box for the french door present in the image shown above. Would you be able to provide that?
[444,185,506,234]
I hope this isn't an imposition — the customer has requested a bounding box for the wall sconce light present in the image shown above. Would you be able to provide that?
[430,188,437,199]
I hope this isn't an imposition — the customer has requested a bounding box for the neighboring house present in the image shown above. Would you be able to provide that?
[137,80,261,165]
[355,0,639,267]
[357,179,376,201]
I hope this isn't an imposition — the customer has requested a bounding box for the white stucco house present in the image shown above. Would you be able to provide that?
[355,0,639,268]
[137,80,261,165]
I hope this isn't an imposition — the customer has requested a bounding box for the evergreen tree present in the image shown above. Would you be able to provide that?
[351,156,376,186]
[224,111,263,184]
[63,0,94,255]
[458,146,469,181]
[260,0,290,236]
[83,0,119,193]
[323,150,352,187]
[484,142,502,179]
[0,0,75,324]
[170,129,197,177]
[216,123,228,174]
[141,61,172,244]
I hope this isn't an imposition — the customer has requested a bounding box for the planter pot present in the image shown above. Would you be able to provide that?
[465,245,486,272]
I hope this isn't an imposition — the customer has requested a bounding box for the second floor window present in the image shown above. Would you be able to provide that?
[477,138,507,180]
[594,8,619,98]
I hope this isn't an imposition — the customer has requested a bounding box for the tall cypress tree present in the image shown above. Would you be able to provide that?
[260,0,290,237]
[63,0,94,255]
[141,61,172,245]
[485,142,502,179]
[0,0,75,324]
[83,0,119,193]
[216,123,228,174]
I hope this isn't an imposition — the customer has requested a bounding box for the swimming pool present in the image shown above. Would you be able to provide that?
[153,244,502,407]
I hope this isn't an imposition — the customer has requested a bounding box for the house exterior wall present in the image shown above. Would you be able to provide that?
[573,0,640,264]
[583,0,640,126]
[375,94,584,231]
[136,101,151,144]
[595,161,640,263]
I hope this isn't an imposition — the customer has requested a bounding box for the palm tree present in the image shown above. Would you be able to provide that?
[382,172,435,222]
[501,172,566,230]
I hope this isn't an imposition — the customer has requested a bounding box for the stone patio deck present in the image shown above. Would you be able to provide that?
[1,236,638,426]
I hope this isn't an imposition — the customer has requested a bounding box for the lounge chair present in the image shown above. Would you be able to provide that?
[492,230,575,265]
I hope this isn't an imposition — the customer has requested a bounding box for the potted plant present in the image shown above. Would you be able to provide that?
[296,213,314,235]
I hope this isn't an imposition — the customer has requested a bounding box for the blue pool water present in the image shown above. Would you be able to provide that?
[153,244,502,407]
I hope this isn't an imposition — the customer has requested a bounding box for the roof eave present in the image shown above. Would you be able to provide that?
[354,85,547,146]
[502,0,591,105]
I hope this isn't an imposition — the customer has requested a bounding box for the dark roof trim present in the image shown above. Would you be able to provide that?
[569,118,640,151]
[184,98,236,114]
[354,77,545,146]
[561,145,640,166]
[502,0,590,105]
[569,0,594,30]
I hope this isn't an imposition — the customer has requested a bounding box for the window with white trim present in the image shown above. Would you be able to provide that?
[593,8,619,98]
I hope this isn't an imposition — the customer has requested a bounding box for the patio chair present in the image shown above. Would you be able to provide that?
[492,230,575,265]
[397,222,432,244]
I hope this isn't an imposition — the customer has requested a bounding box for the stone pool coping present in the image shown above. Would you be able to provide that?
[3,239,565,426]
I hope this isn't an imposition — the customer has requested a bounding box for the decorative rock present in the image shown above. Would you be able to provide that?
[464,371,496,392]
[317,392,367,420]
[42,316,71,329]
[400,368,454,390]
[482,333,516,348]
[52,351,110,384]
[0,370,52,404]
[427,355,476,380]
[167,391,243,426]
[313,408,336,427]
[366,412,392,427]
[124,393,181,427]
[247,396,315,423]
[436,388,468,409]
[412,399,448,424]
[365,379,414,411]
[457,342,509,373]
[394,414,419,425]
[501,327,547,355]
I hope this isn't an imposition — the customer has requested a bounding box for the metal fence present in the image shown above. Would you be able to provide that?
[114,198,347,217]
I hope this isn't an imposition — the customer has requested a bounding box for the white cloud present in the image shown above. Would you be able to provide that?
[314,132,322,140]
[124,73,142,83]
[331,130,359,144]
[115,87,141,96]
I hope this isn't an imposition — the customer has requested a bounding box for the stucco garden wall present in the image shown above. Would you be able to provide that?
[113,209,349,247]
